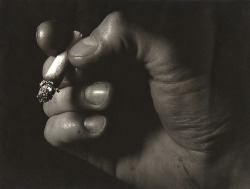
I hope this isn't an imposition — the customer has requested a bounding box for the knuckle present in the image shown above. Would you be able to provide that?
[96,11,128,43]
[106,11,126,26]
[106,11,127,34]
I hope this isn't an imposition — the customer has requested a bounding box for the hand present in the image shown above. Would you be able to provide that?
[41,5,250,189]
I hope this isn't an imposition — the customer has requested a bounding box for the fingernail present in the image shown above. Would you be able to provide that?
[84,82,110,106]
[84,115,106,135]
[69,36,97,57]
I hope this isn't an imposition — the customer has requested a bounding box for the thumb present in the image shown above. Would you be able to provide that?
[68,12,166,69]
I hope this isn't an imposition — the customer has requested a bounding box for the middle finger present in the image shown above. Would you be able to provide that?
[43,81,113,117]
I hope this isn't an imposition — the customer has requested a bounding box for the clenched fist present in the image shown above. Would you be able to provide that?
[40,4,250,189]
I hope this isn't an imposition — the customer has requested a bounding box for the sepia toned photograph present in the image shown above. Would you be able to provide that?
[0,0,249,188]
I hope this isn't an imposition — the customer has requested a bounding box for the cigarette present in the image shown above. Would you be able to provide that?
[37,31,82,103]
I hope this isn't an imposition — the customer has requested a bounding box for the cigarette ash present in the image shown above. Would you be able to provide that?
[37,80,59,103]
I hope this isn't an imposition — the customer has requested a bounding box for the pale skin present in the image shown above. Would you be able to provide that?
[41,7,250,189]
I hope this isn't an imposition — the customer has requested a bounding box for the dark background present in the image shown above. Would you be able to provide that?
[0,0,249,188]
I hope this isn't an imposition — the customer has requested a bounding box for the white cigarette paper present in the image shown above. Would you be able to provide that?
[37,31,82,103]
[45,31,82,80]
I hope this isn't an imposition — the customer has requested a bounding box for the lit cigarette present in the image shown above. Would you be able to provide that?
[37,31,82,103]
